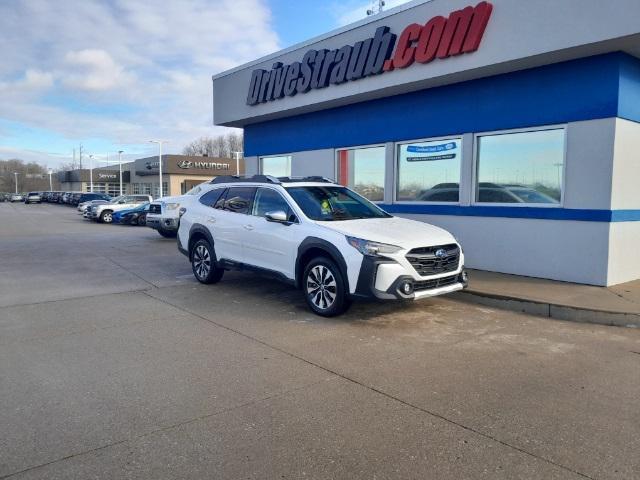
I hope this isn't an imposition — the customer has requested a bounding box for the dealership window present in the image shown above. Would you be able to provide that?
[396,138,462,202]
[336,146,385,202]
[261,155,291,177]
[475,128,565,205]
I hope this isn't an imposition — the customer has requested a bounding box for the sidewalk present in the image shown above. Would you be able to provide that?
[452,269,640,328]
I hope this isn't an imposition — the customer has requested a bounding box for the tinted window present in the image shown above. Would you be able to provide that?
[252,188,295,220]
[397,139,462,202]
[223,187,256,214]
[478,188,520,203]
[337,146,385,201]
[476,129,564,204]
[199,188,225,208]
[419,190,460,202]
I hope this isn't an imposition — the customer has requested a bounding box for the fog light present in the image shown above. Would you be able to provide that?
[462,270,468,282]
[400,281,413,295]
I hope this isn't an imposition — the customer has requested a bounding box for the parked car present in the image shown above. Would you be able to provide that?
[24,192,42,204]
[417,183,558,204]
[146,182,209,238]
[177,175,467,317]
[10,193,24,202]
[78,199,111,215]
[113,203,150,225]
[88,195,153,223]
[75,193,111,209]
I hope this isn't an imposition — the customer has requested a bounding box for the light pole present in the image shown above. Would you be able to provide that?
[149,140,168,198]
[232,151,243,176]
[13,172,19,193]
[48,169,53,191]
[117,150,124,196]
[88,154,94,192]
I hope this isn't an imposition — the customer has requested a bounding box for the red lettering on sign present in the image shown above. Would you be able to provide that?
[391,23,422,69]
[415,16,446,64]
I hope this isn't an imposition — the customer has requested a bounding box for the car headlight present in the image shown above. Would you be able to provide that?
[346,236,402,256]
[163,202,180,210]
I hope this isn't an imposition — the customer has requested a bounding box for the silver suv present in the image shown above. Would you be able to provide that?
[88,195,153,223]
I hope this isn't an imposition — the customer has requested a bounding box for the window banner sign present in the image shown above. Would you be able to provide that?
[406,142,458,162]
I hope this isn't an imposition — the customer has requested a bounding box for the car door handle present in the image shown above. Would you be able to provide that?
[243,224,254,230]
[207,217,216,223]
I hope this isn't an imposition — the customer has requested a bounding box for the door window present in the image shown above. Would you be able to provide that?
[252,188,295,221]
[223,187,256,214]
[199,188,226,208]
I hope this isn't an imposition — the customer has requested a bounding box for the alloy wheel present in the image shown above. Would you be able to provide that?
[193,244,211,280]
[306,265,337,310]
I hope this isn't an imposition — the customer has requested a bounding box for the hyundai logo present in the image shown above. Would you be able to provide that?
[177,160,193,169]
[435,249,447,259]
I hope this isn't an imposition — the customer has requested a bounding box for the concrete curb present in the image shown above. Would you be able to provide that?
[450,290,640,328]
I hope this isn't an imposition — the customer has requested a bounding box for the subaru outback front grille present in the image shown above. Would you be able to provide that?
[406,244,460,276]
[413,274,459,292]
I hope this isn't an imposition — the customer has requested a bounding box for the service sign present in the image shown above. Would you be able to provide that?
[246,1,493,106]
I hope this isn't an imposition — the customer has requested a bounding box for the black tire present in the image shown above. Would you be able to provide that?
[99,210,113,224]
[191,239,224,284]
[158,229,177,238]
[303,257,350,317]
[137,214,147,226]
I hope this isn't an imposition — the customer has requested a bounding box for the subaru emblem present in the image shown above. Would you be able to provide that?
[435,248,446,259]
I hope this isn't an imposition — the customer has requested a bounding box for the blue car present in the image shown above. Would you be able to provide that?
[112,203,150,226]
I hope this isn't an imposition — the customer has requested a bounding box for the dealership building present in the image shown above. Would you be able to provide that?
[58,155,243,198]
[211,0,640,286]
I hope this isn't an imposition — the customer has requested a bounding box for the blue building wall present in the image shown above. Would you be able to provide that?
[245,52,640,157]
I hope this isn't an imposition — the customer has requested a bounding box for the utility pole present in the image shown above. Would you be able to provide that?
[48,169,53,191]
[232,151,243,176]
[149,140,168,198]
[13,172,19,193]
[117,151,124,196]
[79,144,83,171]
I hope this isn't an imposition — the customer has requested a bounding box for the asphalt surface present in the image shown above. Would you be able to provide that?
[1,201,639,480]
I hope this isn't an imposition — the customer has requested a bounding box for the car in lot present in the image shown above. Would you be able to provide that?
[76,193,112,211]
[417,182,558,204]
[10,193,25,202]
[113,203,150,225]
[177,175,467,317]
[24,192,42,204]
[146,182,209,238]
[88,195,153,223]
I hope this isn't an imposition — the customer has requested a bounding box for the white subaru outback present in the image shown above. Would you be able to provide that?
[177,175,467,317]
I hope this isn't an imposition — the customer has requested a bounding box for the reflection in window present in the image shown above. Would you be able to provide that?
[261,155,291,177]
[337,146,385,201]
[476,129,564,204]
[397,139,462,202]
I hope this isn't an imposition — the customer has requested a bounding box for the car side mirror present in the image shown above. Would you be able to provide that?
[265,210,290,224]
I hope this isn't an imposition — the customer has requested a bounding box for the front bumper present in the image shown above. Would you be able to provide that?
[146,215,179,231]
[352,255,467,301]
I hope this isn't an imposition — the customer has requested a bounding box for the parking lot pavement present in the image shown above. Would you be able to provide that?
[1,202,639,479]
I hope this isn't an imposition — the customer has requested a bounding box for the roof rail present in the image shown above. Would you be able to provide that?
[277,176,335,183]
[210,175,281,185]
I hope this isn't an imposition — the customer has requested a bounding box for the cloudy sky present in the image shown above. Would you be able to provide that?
[0,0,411,168]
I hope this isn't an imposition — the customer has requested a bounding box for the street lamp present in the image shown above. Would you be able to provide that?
[232,151,243,176]
[13,172,19,193]
[88,154,94,192]
[117,150,124,196]
[47,169,53,191]
[149,140,168,199]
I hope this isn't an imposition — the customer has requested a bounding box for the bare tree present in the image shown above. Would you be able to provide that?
[182,132,244,158]
[0,158,60,192]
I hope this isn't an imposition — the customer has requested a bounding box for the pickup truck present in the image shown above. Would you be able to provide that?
[146,183,209,238]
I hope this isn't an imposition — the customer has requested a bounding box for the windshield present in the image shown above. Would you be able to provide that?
[286,186,390,221]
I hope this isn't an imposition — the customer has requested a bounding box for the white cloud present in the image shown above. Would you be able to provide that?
[63,49,134,91]
[0,0,280,166]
